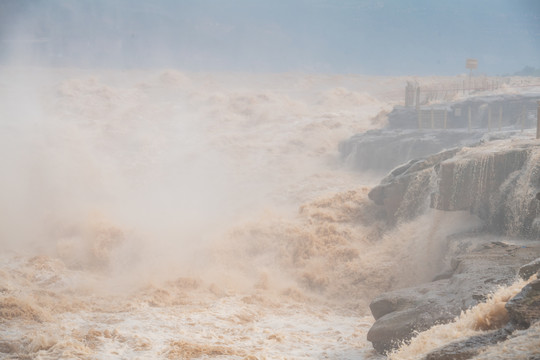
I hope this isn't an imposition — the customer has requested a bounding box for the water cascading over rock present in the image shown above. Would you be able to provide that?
[431,141,540,238]
[369,139,540,238]
[366,138,540,354]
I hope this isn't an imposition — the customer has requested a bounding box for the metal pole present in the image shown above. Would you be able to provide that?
[537,101,540,139]
[468,106,471,132]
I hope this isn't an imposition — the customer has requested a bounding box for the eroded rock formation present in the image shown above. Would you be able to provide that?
[420,274,540,360]
[339,129,484,172]
[365,138,540,355]
[366,242,540,354]
[369,139,540,238]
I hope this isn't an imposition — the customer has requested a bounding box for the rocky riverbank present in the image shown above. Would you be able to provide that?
[364,137,540,357]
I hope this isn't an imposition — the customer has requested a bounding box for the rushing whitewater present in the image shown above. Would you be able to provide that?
[0,68,537,359]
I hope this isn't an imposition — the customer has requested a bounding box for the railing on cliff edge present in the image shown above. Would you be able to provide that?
[403,79,540,133]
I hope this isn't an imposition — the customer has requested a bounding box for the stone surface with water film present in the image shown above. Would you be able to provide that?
[367,148,459,223]
[369,138,540,238]
[431,142,540,239]
[506,279,540,329]
[339,129,486,172]
[367,241,540,354]
[418,278,540,360]
[518,257,540,280]
[421,328,513,360]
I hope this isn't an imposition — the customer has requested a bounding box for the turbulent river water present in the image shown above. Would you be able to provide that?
[0,68,536,359]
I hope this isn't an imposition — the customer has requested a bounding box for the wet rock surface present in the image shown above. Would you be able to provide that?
[338,129,484,172]
[418,278,540,360]
[422,328,512,360]
[369,140,540,238]
[367,148,459,223]
[506,279,540,329]
[518,257,540,281]
[367,241,540,354]
[365,138,540,355]
[431,143,540,239]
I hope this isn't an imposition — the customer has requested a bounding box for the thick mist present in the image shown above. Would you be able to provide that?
[0,67,396,291]
[0,64,489,309]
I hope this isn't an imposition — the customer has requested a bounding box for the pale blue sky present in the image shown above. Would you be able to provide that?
[1,0,539,75]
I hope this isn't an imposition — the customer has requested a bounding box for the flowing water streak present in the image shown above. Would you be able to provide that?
[501,144,540,238]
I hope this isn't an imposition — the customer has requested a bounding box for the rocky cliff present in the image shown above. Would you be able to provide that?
[365,138,540,355]
[369,139,540,238]
[339,129,486,172]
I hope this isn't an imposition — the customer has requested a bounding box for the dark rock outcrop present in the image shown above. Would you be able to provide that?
[506,279,540,329]
[366,241,540,354]
[367,280,459,354]
[367,148,459,223]
[422,328,512,360]
[518,258,540,280]
[418,278,540,360]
